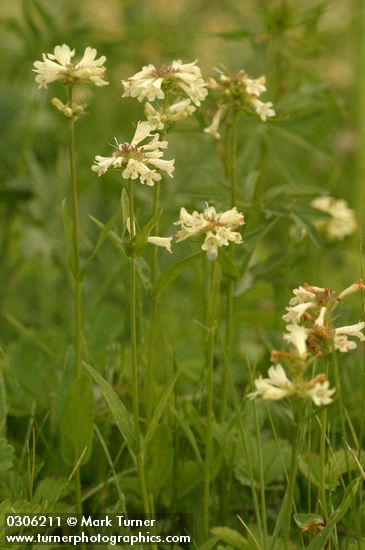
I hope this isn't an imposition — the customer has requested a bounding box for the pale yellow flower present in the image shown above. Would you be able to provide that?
[33,44,108,88]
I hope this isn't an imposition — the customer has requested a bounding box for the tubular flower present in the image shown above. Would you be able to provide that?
[250,99,276,122]
[122,59,208,106]
[249,280,363,408]
[147,236,173,253]
[204,105,227,140]
[174,204,244,261]
[203,68,275,139]
[33,44,108,89]
[311,196,357,241]
[283,324,308,358]
[248,364,294,401]
[91,121,175,186]
[282,302,314,324]
[334,322,365,352]
[144,99,196,131]
[306,381,336,406]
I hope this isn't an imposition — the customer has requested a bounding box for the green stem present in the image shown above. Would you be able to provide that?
[203,259,218,538]
[219,110,239,422]
[68,87,82,380]
[253,398,268,549]
[146,181,161,424]
[283,407,302,549]
[229,112,238,206]
[355,0,365,232]
[128,179,151,515]
[67,87,83,523]
[219,281,233,421]
[318,407,328,518]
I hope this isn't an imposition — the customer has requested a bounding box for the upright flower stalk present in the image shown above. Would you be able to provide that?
[203,67,275,421]
[121,59,207,422]
[249,279,365,545]
[220,109,239,422]
[67,85,82,381]
[33,44,108,521]
[128,179,151,515]
[204,258,218,538]
[92,121,174,513]
[175,203,244,535]
[146,177,161,423]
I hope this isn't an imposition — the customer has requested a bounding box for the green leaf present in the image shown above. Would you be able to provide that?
[293,513,324,530]
[290,212,322,248]
[170,406,203,465]
[83,362,135,455]
[0,366,6,436]
[307,478,361,550]
[210,527,250,550]
[298,453,325,488]
[271,125,330,159]
[235,435,290,488]
[150,252,203,298]
[33,476,72,506]
[126,209,162,258]
[89,214,126,257]
[325,448,363,489]
[60,373,94,465]
[197,538,220,550]
[262,183,326,201]
[146,423,173,495]
[80,210,120,281]
[0,437,14,471]
[61,199,76,277]
[143,371,180,451]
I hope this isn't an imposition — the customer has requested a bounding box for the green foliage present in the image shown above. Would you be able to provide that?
[60,373,94,465]
[150,252,203,297]
[126,209,163,258]
[0,438,14,471]
[84,362,135,455]
[210,527,251,550]
[0,0,363,547]
[307,479,361,549]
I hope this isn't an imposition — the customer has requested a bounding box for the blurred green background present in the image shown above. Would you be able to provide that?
[0,0,364,531]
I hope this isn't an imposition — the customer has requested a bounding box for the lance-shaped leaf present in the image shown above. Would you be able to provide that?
[84,362,135,455]
[60,373,94,465]
[143,371,180,451]
[89,215,126,257]
[150,252,203,298]
[126,209,163,258]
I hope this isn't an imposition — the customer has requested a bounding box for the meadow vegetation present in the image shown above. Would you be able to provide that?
[0,1,364,548]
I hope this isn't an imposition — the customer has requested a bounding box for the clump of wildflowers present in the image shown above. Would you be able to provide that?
[204,67,275,140]
[91,121,175,186]
[33,44,108,89]
[249,280,365,406]
[311,196,357,241]
[174,204,244,261]
[122,60,207,130]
